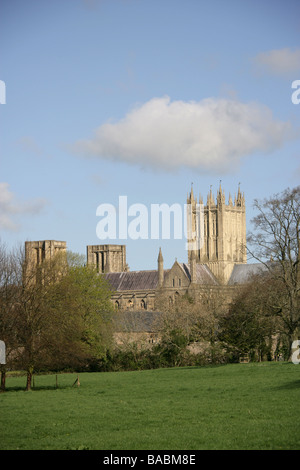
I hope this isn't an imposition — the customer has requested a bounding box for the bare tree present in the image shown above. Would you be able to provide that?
[247,186,300,356]
[155,289,228,364]
[0,241,21,390]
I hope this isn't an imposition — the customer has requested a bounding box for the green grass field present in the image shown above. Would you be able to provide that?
[1,362,299,450]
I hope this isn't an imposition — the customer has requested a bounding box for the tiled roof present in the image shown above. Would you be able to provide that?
[105,262,266,290]
[228,263,267,285]
[179,263,220,285]
[105,262,219,291]
[105,270,170,291]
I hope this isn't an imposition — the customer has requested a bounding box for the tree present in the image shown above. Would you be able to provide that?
[54,263,115,364]
[218,277,280,361]
[0,241,21,390]
[155,289,228,365]
[0,245,115,390]
[247,186,300,358]
[15,249,70,390]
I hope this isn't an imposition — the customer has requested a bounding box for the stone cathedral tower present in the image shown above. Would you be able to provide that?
[87,244,128,273]
[25,240,67,267]
[187,183,246,284]
[24,240,67,284]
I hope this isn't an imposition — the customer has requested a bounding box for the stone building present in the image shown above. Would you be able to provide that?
[87,244,128,274]
[187,183,247,284]
[25,240,67,266]
[85,184,254,311]
[24,185,263,343]
[24,239,67,284]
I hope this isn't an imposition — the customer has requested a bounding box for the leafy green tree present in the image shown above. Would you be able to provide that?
[51,263,115,364]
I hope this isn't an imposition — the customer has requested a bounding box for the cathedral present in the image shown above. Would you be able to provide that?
[25,185,262,341]
[84,184,256,311]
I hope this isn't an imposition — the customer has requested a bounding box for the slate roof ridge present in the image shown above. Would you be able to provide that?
[228,262,267,285]
[196,263,220,285]
[180,261,220,285]
[179,262,191,280]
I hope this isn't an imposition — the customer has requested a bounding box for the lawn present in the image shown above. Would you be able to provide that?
[0,362,299,450]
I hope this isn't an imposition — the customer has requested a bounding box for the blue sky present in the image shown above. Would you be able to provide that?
[1,0,300,271]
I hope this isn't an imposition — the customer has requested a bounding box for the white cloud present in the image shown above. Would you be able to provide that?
[0,183,47,231]
[253,48,300,76]
[72,96,296,173]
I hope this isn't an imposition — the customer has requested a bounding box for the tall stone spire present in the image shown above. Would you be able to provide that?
[190,249,197,284]
[207,185,214,205]
[217,181,225,206]
[157,247,164,287]
[190,183,194,202]
[236,183,244,207]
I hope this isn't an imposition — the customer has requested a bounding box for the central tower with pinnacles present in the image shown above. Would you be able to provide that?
[187,183,246,284]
